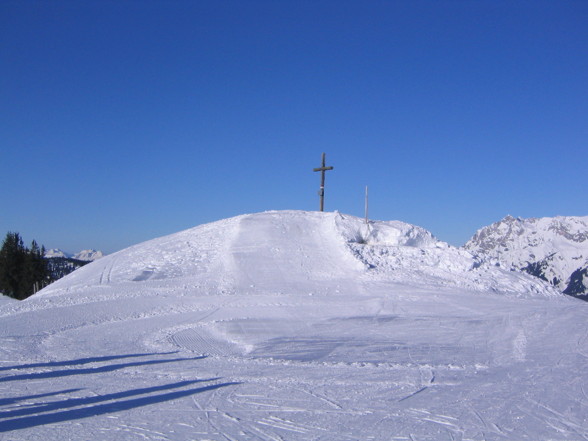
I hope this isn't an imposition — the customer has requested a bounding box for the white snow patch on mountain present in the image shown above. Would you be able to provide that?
[0,210,586,440]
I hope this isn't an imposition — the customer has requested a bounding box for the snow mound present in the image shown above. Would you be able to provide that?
[335,213,437,247]
[37,211,559,300]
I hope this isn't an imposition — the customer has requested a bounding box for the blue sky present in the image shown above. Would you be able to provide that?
[1,0,587,254]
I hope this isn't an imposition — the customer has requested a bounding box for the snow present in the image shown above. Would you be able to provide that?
[0,294,16,305]
[1,210,587,440]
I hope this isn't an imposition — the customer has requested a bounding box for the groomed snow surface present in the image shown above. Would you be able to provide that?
[1,211,587,440]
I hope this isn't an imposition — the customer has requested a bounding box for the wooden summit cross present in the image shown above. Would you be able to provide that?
[313,152,334,212]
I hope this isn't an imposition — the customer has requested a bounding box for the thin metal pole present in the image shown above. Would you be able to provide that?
[365,186,369,225]
[320,153,326,211]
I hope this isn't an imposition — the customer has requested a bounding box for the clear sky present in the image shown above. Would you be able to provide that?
[1,0,587,254]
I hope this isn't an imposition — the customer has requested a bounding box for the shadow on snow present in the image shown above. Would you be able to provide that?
[0,355,205,383]
[0,353,240,432]
[0,389,83,406]
[0,352,180,372]
[0,380,239,432]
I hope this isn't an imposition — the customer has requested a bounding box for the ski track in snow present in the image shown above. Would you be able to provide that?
[0,211,587,440]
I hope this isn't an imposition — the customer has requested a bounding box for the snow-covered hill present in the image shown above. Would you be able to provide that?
[0,211,586,440]
[40,211,556,300]
[464,215,588,299]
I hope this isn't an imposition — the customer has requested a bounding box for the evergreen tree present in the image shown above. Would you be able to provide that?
[0,232,27,299]
[0,232,50,300]
[23,240,49,295]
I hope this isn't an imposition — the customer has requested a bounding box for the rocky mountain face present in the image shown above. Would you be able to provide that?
[464,215,588,300]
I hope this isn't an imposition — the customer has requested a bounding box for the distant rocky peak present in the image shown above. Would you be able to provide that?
[73,249,104,262]
[44,248,71,259]
[45,248,104,262]
[464,215,588,300]
[467,215,524,252]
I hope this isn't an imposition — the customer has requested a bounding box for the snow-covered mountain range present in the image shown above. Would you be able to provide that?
[0,211,585,440]
[44,248,104,261]
[464,215,588,299]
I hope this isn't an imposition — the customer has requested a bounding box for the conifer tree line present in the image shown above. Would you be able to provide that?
[0,232,50,300]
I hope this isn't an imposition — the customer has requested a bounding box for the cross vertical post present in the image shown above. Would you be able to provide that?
[313,152,334,212]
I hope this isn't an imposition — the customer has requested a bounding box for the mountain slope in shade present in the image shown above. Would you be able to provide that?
[0,211,585,441]
[464,215,588,299]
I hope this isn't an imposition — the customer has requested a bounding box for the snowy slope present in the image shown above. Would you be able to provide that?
[464,215,588,298]
[0,294,17,305]
[0,211,586,441]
